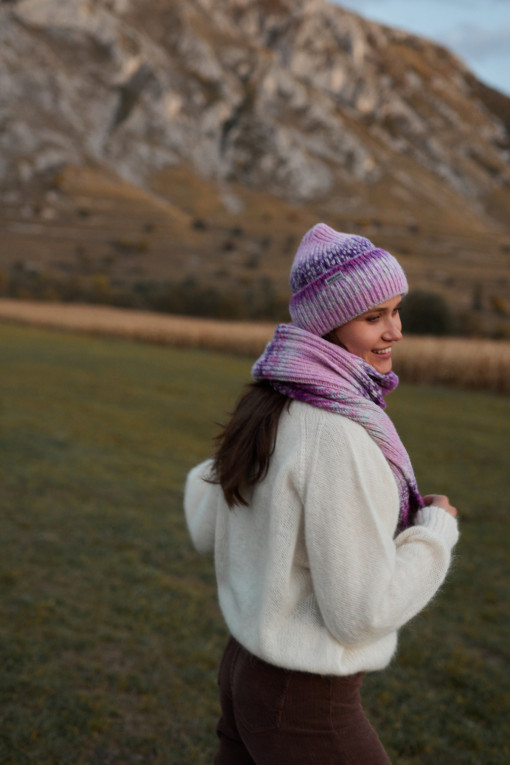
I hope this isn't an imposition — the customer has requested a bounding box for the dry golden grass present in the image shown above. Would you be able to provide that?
[0,299,275,356]
[392,337,510,394]
[1,299,509,394]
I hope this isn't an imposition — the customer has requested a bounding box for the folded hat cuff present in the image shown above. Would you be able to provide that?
[289,249,409,336]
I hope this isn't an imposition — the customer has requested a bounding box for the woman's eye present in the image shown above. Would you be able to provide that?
[366,315,380,323]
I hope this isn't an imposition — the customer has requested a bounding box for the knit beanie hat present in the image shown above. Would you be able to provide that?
[289,223,408,336]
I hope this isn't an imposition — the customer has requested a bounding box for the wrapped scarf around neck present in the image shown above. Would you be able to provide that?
[252,323,423,529]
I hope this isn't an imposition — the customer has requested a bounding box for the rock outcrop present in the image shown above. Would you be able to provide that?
[1,0,509,208]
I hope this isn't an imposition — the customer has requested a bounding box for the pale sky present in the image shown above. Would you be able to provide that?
[333,0,510,97]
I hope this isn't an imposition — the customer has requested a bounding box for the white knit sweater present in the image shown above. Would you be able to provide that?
[184,400,459,676]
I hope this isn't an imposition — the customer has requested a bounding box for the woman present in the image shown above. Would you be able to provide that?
[184,223,459,764]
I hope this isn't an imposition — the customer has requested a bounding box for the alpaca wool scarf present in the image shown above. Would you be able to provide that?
[252,323,423,529]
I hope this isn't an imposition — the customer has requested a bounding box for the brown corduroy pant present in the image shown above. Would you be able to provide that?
[214,636,392,765]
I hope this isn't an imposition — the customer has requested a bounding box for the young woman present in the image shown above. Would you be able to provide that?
[184,223,459,764]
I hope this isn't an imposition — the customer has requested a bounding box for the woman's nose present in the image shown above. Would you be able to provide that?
[383,316,402,341]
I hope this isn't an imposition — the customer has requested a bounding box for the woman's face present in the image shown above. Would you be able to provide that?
[331,296,403,374]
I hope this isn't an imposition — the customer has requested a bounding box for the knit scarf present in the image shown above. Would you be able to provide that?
[252,323,423,529]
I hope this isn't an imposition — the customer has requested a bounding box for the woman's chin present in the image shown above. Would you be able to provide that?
[371,355,392,374]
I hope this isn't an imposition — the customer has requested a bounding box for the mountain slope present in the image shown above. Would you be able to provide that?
[1,0,509,331]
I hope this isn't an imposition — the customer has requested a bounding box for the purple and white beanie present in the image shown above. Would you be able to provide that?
[289,223,409,336]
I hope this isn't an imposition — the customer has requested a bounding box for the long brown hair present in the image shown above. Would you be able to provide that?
[208,380,290,507]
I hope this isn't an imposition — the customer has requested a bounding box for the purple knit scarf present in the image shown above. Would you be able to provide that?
[252,323,423,529]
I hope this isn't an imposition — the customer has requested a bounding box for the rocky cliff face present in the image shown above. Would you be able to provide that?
[1,0,509,207]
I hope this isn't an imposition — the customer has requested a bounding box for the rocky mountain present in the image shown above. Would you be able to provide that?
[1,0,510,331]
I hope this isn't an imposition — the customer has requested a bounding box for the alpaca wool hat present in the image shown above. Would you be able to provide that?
[289,223,408,336]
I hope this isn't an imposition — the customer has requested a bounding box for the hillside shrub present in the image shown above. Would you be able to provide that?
[400,290,454,336]
[146,277,288,322]
[0,267,9,295]
[490,295,509,316]
[244,253,260,269]
[191,218,208,231]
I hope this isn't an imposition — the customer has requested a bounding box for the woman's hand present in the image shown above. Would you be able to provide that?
[422,494,458,518]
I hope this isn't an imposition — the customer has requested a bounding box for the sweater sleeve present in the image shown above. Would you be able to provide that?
[183,459,218,555]
[304,416,459,647]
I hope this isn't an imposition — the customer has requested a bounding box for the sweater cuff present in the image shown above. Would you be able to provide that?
[414,505,460,549]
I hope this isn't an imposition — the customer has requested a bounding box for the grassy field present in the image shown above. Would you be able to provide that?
[1,322,509,764]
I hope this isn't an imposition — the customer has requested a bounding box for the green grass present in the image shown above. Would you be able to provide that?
[1,322,509,764]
